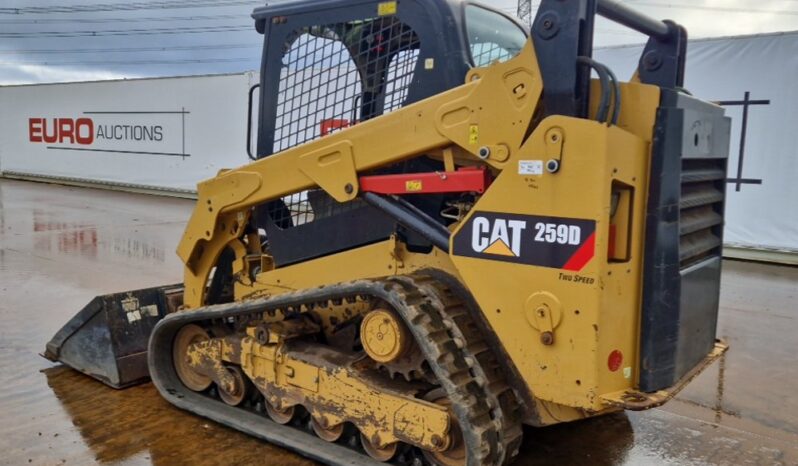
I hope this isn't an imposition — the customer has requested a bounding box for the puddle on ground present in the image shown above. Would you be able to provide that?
[40,366,312,466]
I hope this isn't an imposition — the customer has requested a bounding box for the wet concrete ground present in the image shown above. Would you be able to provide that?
[0,178,796,466]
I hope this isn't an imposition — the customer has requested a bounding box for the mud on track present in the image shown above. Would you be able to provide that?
[1,178,796,465]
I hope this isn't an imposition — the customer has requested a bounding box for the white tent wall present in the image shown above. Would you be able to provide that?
[0,72,259,195]
[595,32,798,259]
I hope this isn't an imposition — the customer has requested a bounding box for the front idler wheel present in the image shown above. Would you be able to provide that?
[172,324,213,392]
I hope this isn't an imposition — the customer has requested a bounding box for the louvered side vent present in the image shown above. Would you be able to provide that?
[679,159,726,267]
[639,90,732,393]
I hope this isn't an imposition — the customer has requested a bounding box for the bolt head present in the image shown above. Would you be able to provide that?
[540,331,554,346]
[344,183,354,194]
[536,12,560,39]
[642,51,663,71]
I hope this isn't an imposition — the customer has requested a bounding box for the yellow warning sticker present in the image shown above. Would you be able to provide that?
[378,1,397,16]
[469,125,479,145]
[405,180,423,192]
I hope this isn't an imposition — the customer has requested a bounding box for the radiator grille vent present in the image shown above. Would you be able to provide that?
[679,159,726,267]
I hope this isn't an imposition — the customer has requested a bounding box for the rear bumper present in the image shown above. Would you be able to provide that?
[600,340,728,411]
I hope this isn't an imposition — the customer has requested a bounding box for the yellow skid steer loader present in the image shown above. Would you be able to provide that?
[45,1,731,464]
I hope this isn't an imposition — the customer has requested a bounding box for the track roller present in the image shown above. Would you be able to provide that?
[264,400,295,425]
[422,389,466,466]
[360,433,398,462]
[311,417,344,442]
[218,366,249,406]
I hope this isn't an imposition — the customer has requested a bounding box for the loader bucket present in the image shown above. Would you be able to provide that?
[44,284,183,389]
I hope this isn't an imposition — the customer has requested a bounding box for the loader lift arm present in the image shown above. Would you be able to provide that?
[177,42,543,309]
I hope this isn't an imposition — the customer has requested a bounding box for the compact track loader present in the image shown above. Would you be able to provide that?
[45,0,732,464]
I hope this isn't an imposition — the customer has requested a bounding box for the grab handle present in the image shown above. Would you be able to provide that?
[597,0,670,41]
[246,84,260,161]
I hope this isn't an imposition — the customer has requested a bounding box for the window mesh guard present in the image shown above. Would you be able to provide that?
[268,17,421,230]
[471,43,516,67]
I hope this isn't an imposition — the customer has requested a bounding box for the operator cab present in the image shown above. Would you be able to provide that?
[250,0,527,266]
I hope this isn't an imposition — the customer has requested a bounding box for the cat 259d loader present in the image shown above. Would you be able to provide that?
[45,0,731,464]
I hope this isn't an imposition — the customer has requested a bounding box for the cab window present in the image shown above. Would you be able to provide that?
[465,5,527,67]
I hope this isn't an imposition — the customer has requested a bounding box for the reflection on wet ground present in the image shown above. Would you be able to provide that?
[1,179,797,465]
[39,366,311,466]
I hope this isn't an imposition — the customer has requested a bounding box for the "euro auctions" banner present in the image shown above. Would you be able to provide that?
[0,72,258,192]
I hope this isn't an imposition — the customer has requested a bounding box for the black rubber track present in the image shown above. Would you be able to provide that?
[148,274,519,466]
[407,276,523,464]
